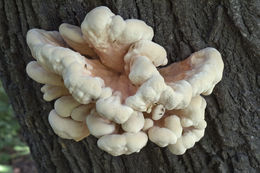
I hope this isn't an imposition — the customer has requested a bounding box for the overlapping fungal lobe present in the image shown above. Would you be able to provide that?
[25,6,224,156]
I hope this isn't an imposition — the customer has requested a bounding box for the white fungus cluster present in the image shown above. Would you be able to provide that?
[26,6,224,156]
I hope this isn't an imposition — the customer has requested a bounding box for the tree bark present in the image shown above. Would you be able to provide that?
[0,0,259,172]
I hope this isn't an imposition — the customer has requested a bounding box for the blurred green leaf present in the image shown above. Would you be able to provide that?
[0,164,13,173]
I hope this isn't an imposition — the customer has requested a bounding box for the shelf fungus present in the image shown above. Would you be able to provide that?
[26,6,224,156]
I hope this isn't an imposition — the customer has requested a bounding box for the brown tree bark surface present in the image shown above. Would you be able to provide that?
[0,0,259,172]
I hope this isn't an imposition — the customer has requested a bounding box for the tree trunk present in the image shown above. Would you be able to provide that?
[0,0,259,172]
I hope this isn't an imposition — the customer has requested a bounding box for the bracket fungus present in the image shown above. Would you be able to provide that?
[26,6,224,156]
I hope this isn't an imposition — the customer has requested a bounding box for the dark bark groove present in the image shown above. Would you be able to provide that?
[0,0,259,172]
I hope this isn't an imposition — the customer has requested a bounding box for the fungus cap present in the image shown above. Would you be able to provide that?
[25,6,224,156]
[48,110,89,141]
[86,109,116,138]
[97,132,148,156]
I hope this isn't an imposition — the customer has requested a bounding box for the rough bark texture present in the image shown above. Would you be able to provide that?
[0,0,259,172]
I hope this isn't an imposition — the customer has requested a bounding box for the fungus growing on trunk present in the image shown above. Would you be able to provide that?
[26,6,224,156]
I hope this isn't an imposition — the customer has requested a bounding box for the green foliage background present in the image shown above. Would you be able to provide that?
[0,82,29,172]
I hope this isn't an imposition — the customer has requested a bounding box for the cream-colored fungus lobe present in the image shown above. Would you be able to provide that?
[26,6,224,156]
